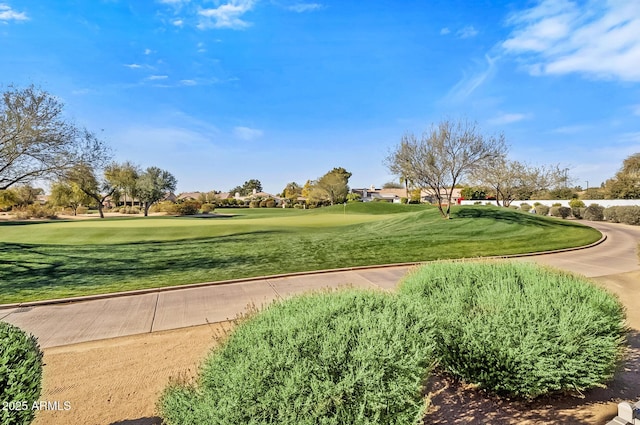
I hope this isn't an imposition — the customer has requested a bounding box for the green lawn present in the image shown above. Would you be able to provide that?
[0,204,601,303]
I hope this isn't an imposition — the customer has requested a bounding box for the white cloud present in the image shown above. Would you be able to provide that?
[198,0,256,30]
[447,54,497,101]
[148,75,169,80]
[124,63,142,69]
[0,3,28,21]
[172,18,184,26]
[551,124,591,134]
[180,79,197,86]
[144,48,152,55]
[457,25,478,38]
[502,0,640,82]
[233,126,263,141]
[287,3,322,13]
[488,113,529,125]
[440,27,450,35]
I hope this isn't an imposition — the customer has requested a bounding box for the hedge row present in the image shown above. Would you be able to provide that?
[605,206,640,225]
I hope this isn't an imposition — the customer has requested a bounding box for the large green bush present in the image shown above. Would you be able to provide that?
[584,204,605,221]
[398,261,626,399]
[605,206,640,225]
[159,290,434,425]
[533,204,549,216]
[0,322,44,425]
[175,200,200,215]
[550,206,571,219]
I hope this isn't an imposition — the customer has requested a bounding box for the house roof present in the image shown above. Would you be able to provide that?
[177,192,201,200]
[216,192,232,199]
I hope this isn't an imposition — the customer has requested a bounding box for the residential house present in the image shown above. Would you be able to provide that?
[351,185,463,204]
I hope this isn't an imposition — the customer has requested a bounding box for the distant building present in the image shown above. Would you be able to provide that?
[351,185,463,204]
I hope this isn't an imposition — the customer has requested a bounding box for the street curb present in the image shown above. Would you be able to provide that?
[0,231,607,309]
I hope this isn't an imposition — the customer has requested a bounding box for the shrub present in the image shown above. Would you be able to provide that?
[607,206,640,225]
[201,203,215,214]
[550,206,571,219]
[293,203,303,209]
[398,261,626,399]
[519,203,532,212]
[265,199,276,208]
[400,197,408,204]
[150,201,176,214]
[12,204,56,219]
[0,322,44,425]
[76,206,88,215]
[578,207,587,219]
[175,200,200,215]
[584,204,605,221]
[159,290,435,425]
[551,202,562,207]
[569,199,586,219]
[509,205,520,210]
[533,204,549,216]
[569,199,586,209]
[605,206,620,223]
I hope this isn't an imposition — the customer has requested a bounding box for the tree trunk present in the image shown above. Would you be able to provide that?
[144,202,150,217]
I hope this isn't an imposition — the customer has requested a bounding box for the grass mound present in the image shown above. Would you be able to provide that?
[159,290,434,425]
[398,261,626,398]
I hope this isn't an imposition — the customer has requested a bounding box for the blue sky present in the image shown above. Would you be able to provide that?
[1,0,639,194]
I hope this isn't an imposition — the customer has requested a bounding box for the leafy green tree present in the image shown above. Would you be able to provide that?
[12,184,44,206]
[549,187,577,200]
[137,167,177,216]
[229,179,263,196]
[460,186,487,200]
[313,167,352,205]
[198,191,218,204]
[387,119,506,217]
[605,153,640,199]
[50,181,92,215]
[0,189,18,210]
[107,161,140,206]
[242,179,262,195]
[301,180,313,198]
[229,185,243,197]
[382,181,403,189]
[281,182,302,205]
[581,187,606,200]
[65,162,117,218]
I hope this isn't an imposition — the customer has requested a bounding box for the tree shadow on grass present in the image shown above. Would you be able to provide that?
[422,330,640,425]
[454,207,585,229]
[0,230,282,298]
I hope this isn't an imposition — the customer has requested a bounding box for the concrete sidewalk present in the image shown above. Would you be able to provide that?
[2,220,638,349]
[1,267,411,348]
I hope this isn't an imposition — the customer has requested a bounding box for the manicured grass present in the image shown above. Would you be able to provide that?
[398,261,627,398]
[159,289,434,425]
[0,204,601,303]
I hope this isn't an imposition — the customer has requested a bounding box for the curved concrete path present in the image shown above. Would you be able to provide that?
[1,221,638,349]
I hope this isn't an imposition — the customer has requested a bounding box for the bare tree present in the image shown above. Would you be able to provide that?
[0,85,101,190]
[386,119,506,218]
[471,159,567,206]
